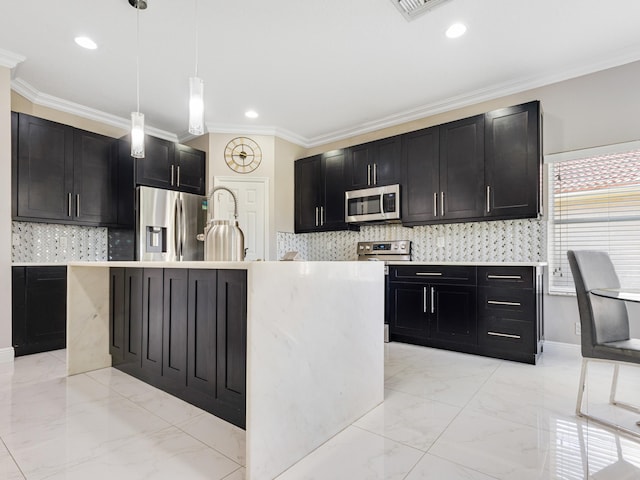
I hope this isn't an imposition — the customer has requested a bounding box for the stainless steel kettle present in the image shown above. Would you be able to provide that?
[197,187,245,261]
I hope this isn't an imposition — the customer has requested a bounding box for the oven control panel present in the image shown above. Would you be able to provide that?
[357,240,412,262]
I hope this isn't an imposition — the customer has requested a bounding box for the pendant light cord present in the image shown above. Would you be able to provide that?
[194,0,199,77]
[136,3,140,113]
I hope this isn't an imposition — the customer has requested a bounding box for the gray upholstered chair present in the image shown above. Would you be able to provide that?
[567,250,640,438]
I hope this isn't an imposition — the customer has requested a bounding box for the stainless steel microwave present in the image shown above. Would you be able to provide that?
[345,184,400,223]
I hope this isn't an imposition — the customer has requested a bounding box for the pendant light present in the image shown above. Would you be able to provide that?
[188,0,204,135]
[130,0,145,158]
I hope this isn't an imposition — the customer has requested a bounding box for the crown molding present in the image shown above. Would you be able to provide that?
[204,122,310,148]
[304,47,640,148]
[11,78,178,142]
[0,48,25,69]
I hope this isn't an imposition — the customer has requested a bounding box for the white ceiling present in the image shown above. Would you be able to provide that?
[1,0,640,147]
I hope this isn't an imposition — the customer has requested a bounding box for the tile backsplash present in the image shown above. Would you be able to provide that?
[12,221,108,263]
[278,219,546,262]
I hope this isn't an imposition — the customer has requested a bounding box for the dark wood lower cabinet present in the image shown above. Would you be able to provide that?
[387,265,542,364]
[110,267,247,428]
[12,266,67,356]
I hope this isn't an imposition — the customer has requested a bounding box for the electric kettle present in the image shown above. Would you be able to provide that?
[197,186,245,261]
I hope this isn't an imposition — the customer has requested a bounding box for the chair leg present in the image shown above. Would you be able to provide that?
[610,363,640,414]
[576,358,640,439]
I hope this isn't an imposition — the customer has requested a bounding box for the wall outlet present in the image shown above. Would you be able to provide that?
[437,236,445,248]
[12,233,20,246]
[575,322,581,335]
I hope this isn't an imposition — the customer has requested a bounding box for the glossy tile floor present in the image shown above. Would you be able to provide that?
[2,343,640,479]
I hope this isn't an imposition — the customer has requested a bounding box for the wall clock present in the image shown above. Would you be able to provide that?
[224,137,262,173]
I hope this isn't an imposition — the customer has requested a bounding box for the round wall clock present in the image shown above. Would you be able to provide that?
[224,137,262,173]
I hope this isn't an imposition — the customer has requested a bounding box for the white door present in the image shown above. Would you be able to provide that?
[212,177,268,261]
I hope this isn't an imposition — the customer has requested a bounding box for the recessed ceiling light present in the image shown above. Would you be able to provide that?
[74,36,98,50]
[245,110,259,119]
[445,23,467,39]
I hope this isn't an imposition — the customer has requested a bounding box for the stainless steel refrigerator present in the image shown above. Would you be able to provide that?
[136,186,207,261]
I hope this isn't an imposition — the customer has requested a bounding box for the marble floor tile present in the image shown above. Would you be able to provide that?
[404,453,499,480]
[222,467,246,480]
[0,440,24,480]
[42,426,241,480]
[354,389,461,451]
[0,351,66,393]
[275,426,424,480]
[178,412,246,466]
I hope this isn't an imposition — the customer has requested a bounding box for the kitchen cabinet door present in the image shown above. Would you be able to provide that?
[109,268,126,365]
[15,114,74,221]
[485,101,541,219]
[388,283,430,341]
[163,269,189,385]
[347,137,401,190]
[439,115,485,221]
[73,129,118,225]
[175,144,206,195]
[135,135,176,190]
[321,149,349,230]
[123,268,144,365]
[216,269,247,427]
[429,285,477,346]
[294,155,322,232]
[187,269,217,398]
[401,126,440,224]
[12,266,67,357]
[142,268,164,376]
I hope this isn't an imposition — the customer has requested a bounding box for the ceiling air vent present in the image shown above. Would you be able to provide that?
[392,0,453,21]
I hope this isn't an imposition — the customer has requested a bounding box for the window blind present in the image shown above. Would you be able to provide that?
[548,146,640,293]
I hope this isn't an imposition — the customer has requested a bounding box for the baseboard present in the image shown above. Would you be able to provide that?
[0,346,15,364]
[543,340,581,352]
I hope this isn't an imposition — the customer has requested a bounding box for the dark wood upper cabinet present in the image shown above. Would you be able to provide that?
[439,115,485,220]
[294,150,351,233]
[13,112,119,226]
[347,136,401,189]
[484,100,541,219]
[134,136,206,195]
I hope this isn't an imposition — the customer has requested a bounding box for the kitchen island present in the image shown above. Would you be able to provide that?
[66,260,384,480]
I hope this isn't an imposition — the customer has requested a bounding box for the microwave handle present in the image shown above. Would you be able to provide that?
[380,193,385,214]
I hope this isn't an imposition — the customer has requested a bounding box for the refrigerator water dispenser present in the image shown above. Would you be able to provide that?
[146,226,166,253]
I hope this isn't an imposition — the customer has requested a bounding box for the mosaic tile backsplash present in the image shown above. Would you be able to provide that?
[12,221,108,263]
[277,219,546,262]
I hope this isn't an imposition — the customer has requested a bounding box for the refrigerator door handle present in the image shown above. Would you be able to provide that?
[174,197,180,258]
[180,197,187,260]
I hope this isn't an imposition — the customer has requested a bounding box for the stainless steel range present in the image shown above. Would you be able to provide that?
[356,240,412,262]
[357,240,412,343]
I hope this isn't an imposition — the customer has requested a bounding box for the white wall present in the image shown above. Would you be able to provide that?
[0,66,13,361]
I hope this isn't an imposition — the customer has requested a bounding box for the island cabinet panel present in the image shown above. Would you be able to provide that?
[484,101,541,220]
[162,269,189,384]
[109,267,247,428]
[12,266,67,356]
[387,264,542,363]
[142,269,164,376]
[187,269,217,397]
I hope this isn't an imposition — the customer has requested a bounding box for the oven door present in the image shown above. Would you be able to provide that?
[345,184,400,223]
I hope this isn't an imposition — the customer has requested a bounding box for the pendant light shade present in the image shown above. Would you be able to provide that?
[189,76,204,135]
[131,111,145,158]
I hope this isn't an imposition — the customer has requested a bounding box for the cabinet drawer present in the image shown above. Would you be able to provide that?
[477,266,533,287]
[478,286,534,322]
[478,315,535,353]
[389,265,476,285]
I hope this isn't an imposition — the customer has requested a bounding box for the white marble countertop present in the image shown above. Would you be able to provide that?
[387,261,547,267]
[12,262,69,267]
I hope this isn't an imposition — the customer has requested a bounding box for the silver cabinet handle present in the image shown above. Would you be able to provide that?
[320,206,324,226]
[68,193,72,217]
[488,331,521,339]
[423,287,427,313]
[367,164,371,186]
[430,287,435,314]
[170,165,175,186]
[373,163,377,185]
[416,272,443,276]
[315,207,319,227]
[433,192,438,216]
[486,185,491,213]
[487,275,522,280]
[76,194,80,217]
[487,300,522,306]
[177,165,181,187]
[441,192,445,216]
